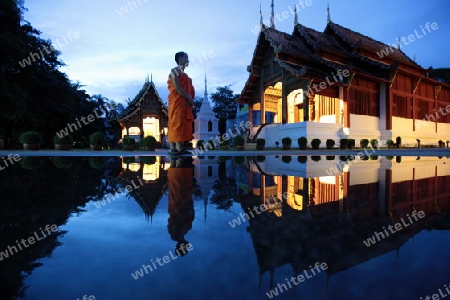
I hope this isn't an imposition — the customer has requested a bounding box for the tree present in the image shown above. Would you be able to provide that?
[0,0,109,148]
[192,96,203,119]
[210,86,240,134]
[429,68,450,84]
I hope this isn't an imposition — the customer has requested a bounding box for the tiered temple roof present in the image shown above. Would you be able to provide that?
[117,77,168,122]
[239,20,444,104]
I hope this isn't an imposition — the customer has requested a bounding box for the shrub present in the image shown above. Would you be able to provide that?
[281,137,292,145]
[298,137,308,150]
[256,155,265,162]
[207,140,216,150]
[256,138,265,150]
[53,134,73,145]
[123,136,136,146]
[53,156,73,168]
[20,131,41,144]
[311,155,321,161]
[233,156,245,164]
[20,157,43,169]
[360,139,369,148]
[340,138,348,149]
[386,139,394,148]
[311,138,321,149]
[281,156,291,164]
[197,140,205,149]
[386,155,394,160]
[370,139,378,149]
[326,139,335,149]
[233,135,245,146]
[89,157,106,169]
[347,139,356,149]
[123,156,135,164]
[298,156,307,163]
[140,156,156,165]
[90,132,105,146]
[326,155,335,160]
[256,138,265,146]
[370,156,378,160]
[142,136,157,147]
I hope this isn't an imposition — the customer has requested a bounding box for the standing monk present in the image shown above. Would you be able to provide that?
[167,51,195,155]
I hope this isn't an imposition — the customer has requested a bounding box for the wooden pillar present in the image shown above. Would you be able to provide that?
[309,94,316,121]
[260,70,266,125]
[282,175,287,202]
[261,174,266,205]
[386,85,392,130]
[435,86,441,133]
[281,70,287,124]
[385,169,392,211]
[303,91,309,122]
[412,78,421,132]
[344,88,350,127]
[249,104,253,125]
[308,177,315,206]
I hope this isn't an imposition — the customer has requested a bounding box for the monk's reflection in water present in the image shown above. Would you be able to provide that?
[167,156,195,256]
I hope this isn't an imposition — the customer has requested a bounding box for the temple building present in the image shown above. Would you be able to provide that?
[239,2,450,147]
[117,76,168,144]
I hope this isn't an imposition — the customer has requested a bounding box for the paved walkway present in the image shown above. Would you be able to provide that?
[0,148,449,157]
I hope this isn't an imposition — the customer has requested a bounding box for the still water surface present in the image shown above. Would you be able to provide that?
[1,155,450,300]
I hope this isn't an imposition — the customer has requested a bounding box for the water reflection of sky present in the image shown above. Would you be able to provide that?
[1,156,449,300]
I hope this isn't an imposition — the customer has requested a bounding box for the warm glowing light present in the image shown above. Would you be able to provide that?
[143,117,160,141]
[143,157,160,181]
[128,163,141,172]
[286,193,303,211]
[129,127,140,135]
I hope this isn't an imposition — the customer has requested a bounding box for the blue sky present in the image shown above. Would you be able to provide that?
[24,0,450,105]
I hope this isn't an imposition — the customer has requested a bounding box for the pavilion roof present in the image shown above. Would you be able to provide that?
[117,80,167,122]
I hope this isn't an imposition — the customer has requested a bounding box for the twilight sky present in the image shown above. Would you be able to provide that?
[23,0,450,105]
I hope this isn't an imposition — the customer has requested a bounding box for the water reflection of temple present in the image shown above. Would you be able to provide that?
[238,156,450,286]
[119,156,168,220]
[118,156,224,223]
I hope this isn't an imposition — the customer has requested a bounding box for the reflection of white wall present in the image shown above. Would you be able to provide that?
[194,157,219,200]
[390,156,450,182]
[319,115,336,123]
[319,176,336,184]
[347,160,381,185]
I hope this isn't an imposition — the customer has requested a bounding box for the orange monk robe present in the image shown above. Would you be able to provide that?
[167,166,194,243]
[167,72,195,143]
